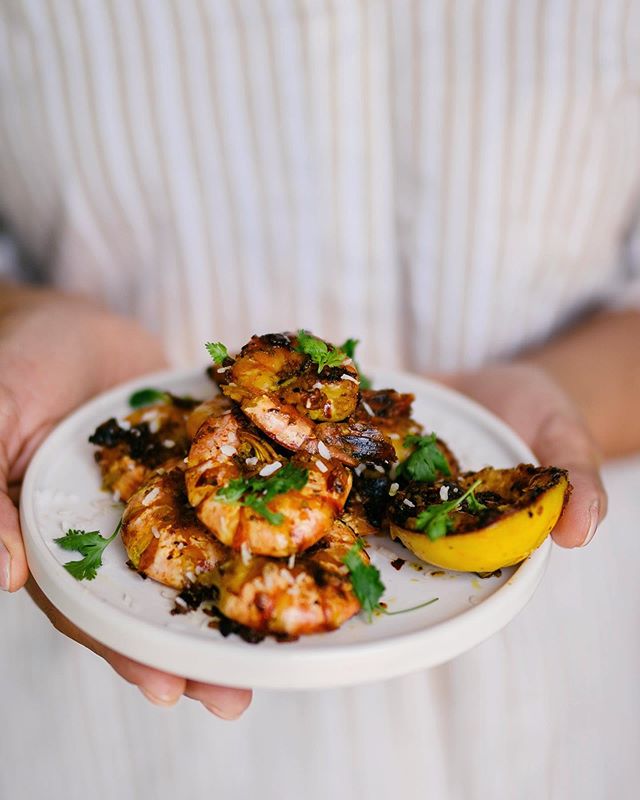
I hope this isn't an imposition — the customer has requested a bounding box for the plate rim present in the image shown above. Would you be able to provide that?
[20,366,551,690]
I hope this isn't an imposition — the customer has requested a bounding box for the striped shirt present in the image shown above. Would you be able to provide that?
[1,3,639,799]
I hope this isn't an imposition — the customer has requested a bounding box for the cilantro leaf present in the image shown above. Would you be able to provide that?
[342,539,385,622]
[296,330,346,373]
[396,433,451,483]
[465,490,487,514]
[205,341,229,365]
[339,337,372,389]
[128,388,170,409]
[414,479,483,541]
[54,520,122,581]
[217,463,309,525]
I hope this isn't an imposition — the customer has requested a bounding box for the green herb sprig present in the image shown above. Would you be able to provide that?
[295,330,346,373]
[414,479,484,541]
[340,338,371,389]
[54,520,122,581]
[342,540,439,622]
[128,388,171,409]
[205,341,230,365]
[217,463,308,525]
[396,433,451,484]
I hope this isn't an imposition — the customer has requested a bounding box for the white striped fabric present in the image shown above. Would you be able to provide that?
[1,3,640,799]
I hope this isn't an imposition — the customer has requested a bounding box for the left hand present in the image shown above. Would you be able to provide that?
[438,362,607,548]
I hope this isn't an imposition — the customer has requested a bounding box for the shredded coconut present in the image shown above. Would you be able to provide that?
[318,440,331,460]
[259,460,282,477]
[361,400,375,416]
[142,487,160,506]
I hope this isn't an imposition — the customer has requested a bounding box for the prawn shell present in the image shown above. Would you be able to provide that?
[212,520,363,636]
[185,410,353,557]
[121,468,228,589]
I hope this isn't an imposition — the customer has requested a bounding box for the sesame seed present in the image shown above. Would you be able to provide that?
[315,459,328,473]
[217,366,230,373]
[118,419,131,431]
[318,440,331,459]
[439,485,450,501]
[354,463,367,476]
[175,596,188,609]
[373,464,386,474]
[341,373,358,384]
[403,498,416,508]
[388,482,399,497]
[149,418,161,434]
[241,542,252,565]
[185,571,196,583]
[389,432,400,440]
[312,382,324,390]
[259,461,282,477]
[288,554,296,569]
[245,456,258,466]
[163,439,175,448]
[151,526,161,539]
[220,444,237,457]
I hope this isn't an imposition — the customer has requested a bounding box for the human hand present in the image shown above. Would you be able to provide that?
[0,283,251,718]
[439,363,607,547]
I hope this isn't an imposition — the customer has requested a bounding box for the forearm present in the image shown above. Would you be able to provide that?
[518,308,640,458]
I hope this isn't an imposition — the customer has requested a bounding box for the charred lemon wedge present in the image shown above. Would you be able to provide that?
[389,464,571,573]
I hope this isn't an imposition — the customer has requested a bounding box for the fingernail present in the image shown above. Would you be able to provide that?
[0,540,10,591]
[202,701,244,720]
[581,501,600,547]
[139,687,179,708]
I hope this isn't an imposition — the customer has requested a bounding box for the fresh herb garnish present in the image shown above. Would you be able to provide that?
[296,330,346,373]
[340,337,371,389]
[414,479,483,541]
[342,540,439,622]
[342,539,385,621]
[465,490,487,515]
[128,387,171,409]
[396,433,451,483]
[217,463,308,525]
[54,520,122,580]
[205,341,229,365]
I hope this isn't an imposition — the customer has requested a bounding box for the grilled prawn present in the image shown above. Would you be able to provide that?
[211,519,364,636]
[121,468,228,589]
[220,333,394,465]
[185,408,352,557]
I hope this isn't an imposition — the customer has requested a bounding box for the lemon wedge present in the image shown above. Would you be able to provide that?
[389,465,571,573]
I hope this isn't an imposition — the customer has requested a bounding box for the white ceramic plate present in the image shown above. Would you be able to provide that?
[20,368,550,690]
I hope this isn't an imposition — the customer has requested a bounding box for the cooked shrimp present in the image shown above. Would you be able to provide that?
[121,467,228,589]
[220,333,395,465]
[211,519,364,636]
[185,395,232,440]
[185,408,352,557]
[90,398,197,502]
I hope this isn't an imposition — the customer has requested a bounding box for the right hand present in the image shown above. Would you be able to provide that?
[0,283,252,719]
